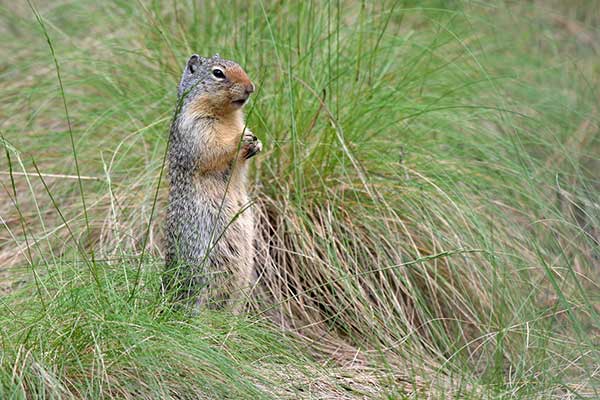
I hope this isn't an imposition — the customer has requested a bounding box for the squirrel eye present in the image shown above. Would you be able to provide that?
[212,68,225,79]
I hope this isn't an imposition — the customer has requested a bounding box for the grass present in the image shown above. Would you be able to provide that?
[0,0,598,398]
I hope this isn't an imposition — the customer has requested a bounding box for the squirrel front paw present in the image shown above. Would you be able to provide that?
[241,132,262,160]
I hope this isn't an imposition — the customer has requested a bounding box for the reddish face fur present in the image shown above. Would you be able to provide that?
[188,63,254,118]
[224,65,254,92]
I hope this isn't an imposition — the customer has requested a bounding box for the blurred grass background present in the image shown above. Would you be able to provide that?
[0,0,598,398]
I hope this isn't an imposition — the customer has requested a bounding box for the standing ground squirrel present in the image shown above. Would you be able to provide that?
[164,53,261,309]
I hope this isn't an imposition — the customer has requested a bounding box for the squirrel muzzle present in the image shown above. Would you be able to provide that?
[231,82,255,109]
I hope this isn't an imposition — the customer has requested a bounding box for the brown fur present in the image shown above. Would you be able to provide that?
[186,97,247,172]
[224,66,252,88]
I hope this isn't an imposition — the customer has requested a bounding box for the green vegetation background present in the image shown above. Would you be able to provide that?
[0,1,598,399]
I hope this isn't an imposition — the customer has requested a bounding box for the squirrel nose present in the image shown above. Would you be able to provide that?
[245,83,255,95]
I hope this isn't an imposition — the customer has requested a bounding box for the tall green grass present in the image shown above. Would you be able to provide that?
[0,0,598,398]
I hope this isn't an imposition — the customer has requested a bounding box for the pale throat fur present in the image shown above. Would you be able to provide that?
[178,94,251,196]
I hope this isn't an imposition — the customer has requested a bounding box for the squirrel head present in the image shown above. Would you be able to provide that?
[177,54,255,118]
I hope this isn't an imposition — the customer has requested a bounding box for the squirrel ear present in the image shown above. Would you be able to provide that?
[187,54,205,74]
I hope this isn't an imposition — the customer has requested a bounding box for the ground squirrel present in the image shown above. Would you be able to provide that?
[164,53,261,309]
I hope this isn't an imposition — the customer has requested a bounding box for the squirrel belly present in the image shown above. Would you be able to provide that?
[163,54,261,309]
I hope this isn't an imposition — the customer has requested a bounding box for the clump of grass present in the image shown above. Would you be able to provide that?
[1,263,282,398]
[0,0,598,398]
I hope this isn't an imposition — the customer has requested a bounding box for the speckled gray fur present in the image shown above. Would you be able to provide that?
[164,54,260,309]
